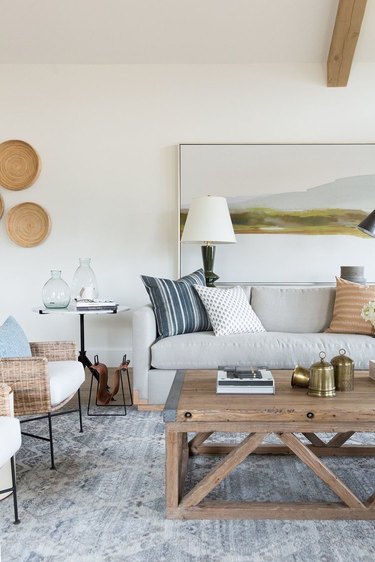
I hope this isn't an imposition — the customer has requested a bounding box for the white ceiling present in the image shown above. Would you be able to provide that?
[1,0,374,64]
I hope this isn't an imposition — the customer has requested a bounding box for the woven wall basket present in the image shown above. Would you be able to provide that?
[0,140,41,190]
[6,202,51,247]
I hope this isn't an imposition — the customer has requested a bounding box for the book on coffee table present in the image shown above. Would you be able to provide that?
[216,366,275,394]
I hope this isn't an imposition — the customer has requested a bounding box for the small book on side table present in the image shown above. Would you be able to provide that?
[216,366,275,394]
[75,299,118,312]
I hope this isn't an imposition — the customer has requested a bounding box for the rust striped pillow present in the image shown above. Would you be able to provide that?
[326,277,375,335]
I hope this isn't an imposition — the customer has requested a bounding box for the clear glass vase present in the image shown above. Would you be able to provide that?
[71,258,98,300]
[42,270,71,308]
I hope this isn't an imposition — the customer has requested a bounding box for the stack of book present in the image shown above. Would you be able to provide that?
[75,299,118,312]
[216,366,275,394]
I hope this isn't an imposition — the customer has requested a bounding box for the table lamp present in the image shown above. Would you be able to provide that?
[358,210,375,237]
[181,195,236,286]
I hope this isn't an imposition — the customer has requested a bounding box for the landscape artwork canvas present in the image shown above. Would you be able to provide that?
[179,144,375,283]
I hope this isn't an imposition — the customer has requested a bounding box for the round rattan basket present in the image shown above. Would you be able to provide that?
[6,202,51,247]
[0,140,41,190]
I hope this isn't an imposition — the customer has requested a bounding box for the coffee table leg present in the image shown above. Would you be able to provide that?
[165,428,188,517]
[179,433,189,499]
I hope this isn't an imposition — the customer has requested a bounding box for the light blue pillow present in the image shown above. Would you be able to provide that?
[0,316,31,358]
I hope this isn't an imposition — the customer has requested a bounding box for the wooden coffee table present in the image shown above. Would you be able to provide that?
[163,369,375,520]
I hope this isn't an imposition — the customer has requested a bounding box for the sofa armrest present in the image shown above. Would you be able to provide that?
[0,357,51,416]
[30,341,77,361]
[132,304,157,402]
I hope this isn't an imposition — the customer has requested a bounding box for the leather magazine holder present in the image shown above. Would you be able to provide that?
[90,355,130,406]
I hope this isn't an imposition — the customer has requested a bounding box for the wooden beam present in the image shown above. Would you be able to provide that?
[327,0,367,87]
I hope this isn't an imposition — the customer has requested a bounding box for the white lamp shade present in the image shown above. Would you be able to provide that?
[181,196,236,244]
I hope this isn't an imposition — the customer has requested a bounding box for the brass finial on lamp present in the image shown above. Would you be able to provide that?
[181,195,236,286]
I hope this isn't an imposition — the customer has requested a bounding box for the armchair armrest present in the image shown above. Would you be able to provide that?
[0,383,12,416]
[0,357,51,416]
[30,341,77,361]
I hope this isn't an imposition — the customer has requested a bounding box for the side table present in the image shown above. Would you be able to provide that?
[33,304,132,416]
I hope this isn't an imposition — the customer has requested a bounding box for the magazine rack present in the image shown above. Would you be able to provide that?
[87,358,133,417]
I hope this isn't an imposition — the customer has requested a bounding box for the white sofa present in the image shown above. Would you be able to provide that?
[132,284,375,406]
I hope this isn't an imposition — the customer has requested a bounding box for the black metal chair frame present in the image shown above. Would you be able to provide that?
[0,455,20,524]
[20,389,83,470]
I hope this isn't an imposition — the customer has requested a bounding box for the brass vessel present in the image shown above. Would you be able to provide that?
[331,349,354,391]
[291,365,310,388]
[307,351,335,397]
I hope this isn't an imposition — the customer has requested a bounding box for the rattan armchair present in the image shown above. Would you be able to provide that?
[0,341,85,469]
[0,383,21,524]
[0,383,12,416]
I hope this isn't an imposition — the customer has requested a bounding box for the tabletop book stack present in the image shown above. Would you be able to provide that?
[216,366,275,394]
[75,299,118,312]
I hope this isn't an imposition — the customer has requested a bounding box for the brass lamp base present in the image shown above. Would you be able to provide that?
[201,245,218,287]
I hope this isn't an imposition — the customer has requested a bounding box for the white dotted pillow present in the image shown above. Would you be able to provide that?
[194,285,265,336]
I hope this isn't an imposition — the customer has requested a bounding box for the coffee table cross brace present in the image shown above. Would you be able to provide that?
[166,429,375,519]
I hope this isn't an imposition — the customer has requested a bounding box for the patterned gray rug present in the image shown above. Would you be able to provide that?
[0,409,374,562]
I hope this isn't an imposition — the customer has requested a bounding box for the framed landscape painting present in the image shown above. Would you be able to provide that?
[179,143,375,283]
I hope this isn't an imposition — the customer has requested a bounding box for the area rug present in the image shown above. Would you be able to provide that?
[0,409,374,562]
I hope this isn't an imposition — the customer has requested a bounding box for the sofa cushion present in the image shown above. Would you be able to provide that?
[141,269,211,338]
[326,277,375,335]
[0,316,31,358]
[151,330,375,371]
[251,286,335,333]
[194,285,265,336]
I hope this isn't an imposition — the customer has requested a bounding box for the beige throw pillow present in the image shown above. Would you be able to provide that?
[326,277,375,335]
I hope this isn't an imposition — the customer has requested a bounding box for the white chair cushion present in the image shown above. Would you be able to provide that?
[0,417,21,467]
[48,361,85,408]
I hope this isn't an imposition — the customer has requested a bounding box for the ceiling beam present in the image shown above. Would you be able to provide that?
[327,0,367,87]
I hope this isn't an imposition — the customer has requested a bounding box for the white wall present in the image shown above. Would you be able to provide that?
[0,63,375,363]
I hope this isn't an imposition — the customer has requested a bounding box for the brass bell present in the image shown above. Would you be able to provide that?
[331,349,354,391]
[307,351,335,397]
[291,365,310,388]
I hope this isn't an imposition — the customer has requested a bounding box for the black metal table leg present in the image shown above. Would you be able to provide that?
[78,314,94,368]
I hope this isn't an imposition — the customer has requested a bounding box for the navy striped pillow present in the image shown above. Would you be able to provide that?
[141,269,211,338]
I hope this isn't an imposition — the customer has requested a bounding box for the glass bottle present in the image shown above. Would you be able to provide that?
[71,258,98,300]
[42,270,71,309]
